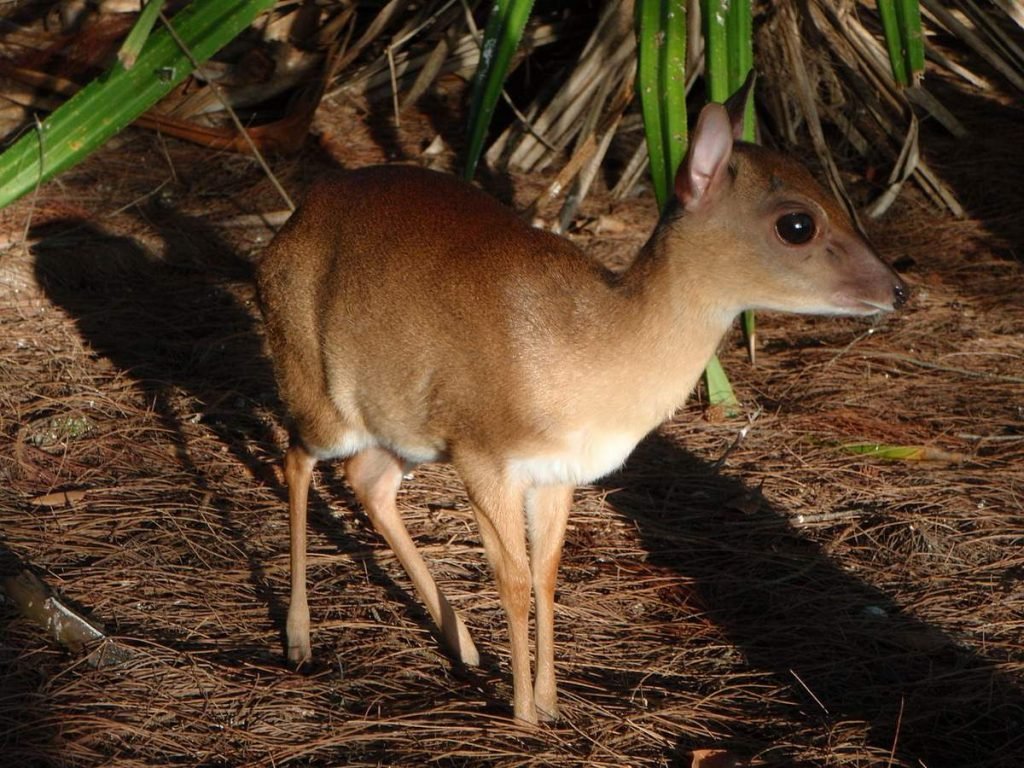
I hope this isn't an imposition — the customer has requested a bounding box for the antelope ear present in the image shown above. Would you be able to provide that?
[674,102,733,212]
[723,69,756,140]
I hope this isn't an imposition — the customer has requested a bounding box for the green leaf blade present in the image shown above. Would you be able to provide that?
[896,0,926,77]
[0,0,275,209]
[659,0,687,183]
[839,442,966,463]
[702,0,730,103]
[703,354,739,411]
[878,0,910,85]
[118,0,164,69]
[636,0,669,207]
[463,0,536,180]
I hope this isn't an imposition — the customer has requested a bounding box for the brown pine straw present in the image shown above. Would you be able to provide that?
[2,83,1023,768]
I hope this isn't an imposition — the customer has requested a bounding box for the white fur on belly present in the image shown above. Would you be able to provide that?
[507,429,641,487]
[309,430,441,466]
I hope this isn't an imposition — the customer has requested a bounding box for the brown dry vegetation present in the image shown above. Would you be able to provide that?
[2,15,1024,768]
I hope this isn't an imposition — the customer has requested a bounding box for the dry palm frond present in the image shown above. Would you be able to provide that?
[993,0,1024,29]
[492,0,636,174]
[922,0,1024,91]
[763,0,966,217]
[3,0,1020,219]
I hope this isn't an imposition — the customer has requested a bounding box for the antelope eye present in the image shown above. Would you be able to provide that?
[775,212,816,245]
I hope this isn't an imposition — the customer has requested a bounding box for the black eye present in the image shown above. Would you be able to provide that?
[775,212,816,245]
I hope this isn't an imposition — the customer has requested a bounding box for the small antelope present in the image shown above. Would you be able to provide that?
[256,76,907,724]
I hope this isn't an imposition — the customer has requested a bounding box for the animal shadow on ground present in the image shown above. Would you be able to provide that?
[29,212,446,667]
[30,213,289,637]
[609,433,1024,766]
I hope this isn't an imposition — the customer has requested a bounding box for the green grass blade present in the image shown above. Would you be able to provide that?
[839,442,966,463]
[463,0,536,180]
[703,354,737,410]
[659,0,687,185]
[728,0,755,138]
[726,0,752,93]
[0,0,274,210]
[635,0,669,207]
[118,0,164,69]
[878,0,910,85]
[896,0,926,77]
[702,0,730,102]
[880,0,924,86]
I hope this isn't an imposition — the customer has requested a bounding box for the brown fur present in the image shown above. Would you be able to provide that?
[256,99,907,723]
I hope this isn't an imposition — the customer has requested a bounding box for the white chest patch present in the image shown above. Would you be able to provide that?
[507,429,642,487]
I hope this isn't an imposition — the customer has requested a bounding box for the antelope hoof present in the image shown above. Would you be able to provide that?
[286,601,311,667]
[537,702,559,723]
[535,688,559,722]
[447,617,480,667]
[287,638,312,667]
[513,703,540,726]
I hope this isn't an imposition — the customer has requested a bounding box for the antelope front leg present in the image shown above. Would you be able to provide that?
[526,485,574,721]
[284,441,316,665]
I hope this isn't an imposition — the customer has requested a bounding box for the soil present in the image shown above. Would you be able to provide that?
[1,76,1022,767]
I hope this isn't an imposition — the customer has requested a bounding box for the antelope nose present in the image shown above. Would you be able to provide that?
[893,277,910,309]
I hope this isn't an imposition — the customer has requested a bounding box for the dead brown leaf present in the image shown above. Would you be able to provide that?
[29,489,88,507]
